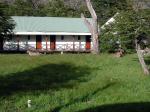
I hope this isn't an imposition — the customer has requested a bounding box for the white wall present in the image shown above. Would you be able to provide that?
[28,35,36,49]
[4,35,19,50]
[3,35,91,51]
[56,35,86,51]
[3,35,36,51]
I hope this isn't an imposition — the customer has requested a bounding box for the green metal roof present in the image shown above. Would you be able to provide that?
[12,16,92,33]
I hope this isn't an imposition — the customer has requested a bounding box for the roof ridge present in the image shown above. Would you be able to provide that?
[12,16,79,18]
[11,16,92,19]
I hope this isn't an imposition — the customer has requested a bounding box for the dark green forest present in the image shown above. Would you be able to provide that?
[1,0,131,25]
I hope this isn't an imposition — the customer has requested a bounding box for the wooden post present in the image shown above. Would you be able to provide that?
[79,38,81,51]
[135,39,149,75]
[17,35,19,51]
[73,35,75,51]
[82,0,99,54]
[27,35,30,50]
[46,36,48,51]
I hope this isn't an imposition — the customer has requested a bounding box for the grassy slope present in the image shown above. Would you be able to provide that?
[0,54,149,112]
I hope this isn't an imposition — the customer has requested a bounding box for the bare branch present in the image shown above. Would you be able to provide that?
[85,0,97,20]
[135,39,149,75]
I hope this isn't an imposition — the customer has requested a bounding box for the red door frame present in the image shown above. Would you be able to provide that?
[50,35,56,50]
[36,35,42,49]
[86,36,91,50]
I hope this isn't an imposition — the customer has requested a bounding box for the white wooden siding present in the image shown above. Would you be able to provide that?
[3,35,91,51]
[56,35,85,51]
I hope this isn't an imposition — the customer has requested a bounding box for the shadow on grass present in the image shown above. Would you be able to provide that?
[52,82,116,112]
[77,102,150,112]
[0,63,92,96]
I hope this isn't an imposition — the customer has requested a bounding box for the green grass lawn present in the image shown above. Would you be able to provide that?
[0,53,149,112]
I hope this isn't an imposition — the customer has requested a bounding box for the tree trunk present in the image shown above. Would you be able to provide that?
[92,34,99,54]
[135,39,149,75]
[84,0,99,54]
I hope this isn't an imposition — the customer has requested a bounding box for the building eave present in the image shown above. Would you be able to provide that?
[14,32,92,36]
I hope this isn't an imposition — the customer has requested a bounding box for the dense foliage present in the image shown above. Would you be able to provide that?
[0,3,14,38]
[4,0,89,17]
[101,1,150,53]
[92,0,129,25]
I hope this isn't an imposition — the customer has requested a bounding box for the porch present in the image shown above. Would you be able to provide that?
[3,35,92,52]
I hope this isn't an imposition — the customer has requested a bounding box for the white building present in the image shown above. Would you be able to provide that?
[0,16,92,52]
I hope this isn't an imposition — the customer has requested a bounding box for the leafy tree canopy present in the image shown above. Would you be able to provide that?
[0,3,15,38]
[5,0,89,17]
[92,0,130,25]
[101,6,150,53]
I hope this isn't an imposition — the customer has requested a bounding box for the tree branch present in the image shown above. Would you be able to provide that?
[85,0,97,20]
[135,39,149,75]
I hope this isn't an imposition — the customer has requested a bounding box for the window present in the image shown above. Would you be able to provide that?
[61,36,64,40]
[78,36,81,40]
[28,35,30,40]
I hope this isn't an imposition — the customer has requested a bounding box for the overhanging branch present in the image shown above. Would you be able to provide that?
[85,0,97,20]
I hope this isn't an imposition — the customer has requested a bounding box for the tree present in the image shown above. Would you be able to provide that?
[43,0,88,17]
[101,7,150,52]
[0,3,15,39]
[5,0,87,17]
[83,0,99,54]
[101,0,150,74]
[7,0,46,16]
[92,0,129,25]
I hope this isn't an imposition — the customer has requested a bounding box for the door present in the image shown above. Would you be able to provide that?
[36,35,42,49]
[0,37,3,51]
[86,36,91,50]
[50,35,56,50]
